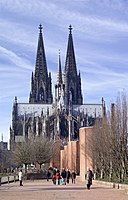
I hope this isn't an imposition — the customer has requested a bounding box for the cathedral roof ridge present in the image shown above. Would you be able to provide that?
[81,103,102,106]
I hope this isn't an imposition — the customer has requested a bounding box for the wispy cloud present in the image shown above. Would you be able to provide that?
[0,46,32,70]
[0,0,128,141]
[1,0,128,34]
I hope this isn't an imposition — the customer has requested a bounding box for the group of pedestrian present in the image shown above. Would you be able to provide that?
[18,167,94,189]
[51,168,76,185]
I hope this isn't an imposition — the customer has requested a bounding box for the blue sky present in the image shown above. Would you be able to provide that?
[0,0,128,143]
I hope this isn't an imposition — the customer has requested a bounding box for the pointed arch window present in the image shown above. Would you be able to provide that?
[70,87,74,102]
[39,87,44,101]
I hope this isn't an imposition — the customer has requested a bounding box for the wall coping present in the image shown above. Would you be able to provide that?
[0,175,19,185]
[93,180,128,193]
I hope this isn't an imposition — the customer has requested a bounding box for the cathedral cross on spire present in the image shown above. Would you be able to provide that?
[69,24,72,34]
[59,49,60,56]
[39,24,43,33]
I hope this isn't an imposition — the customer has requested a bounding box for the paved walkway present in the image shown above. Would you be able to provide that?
[0,179,128,200]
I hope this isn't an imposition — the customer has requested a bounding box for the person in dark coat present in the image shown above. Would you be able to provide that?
[61,168,67,185]
[85,168,94,190]
[46,170,51,181]
[52,168,57,185]
[71,171,76,184]
[66,169,71,184]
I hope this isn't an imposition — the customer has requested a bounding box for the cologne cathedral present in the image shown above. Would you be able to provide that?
[10,25,105,150]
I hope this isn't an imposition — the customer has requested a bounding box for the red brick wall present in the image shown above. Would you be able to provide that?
[60,140,79,173]
[79,127,93,181]
[50,140,61,169]
[60,127,93,180]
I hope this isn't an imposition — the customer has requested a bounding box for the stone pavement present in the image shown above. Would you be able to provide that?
[0,179,128,200]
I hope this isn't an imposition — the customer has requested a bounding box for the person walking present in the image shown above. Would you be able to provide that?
[52,168,57,185]
[66,169,71,184]
[19,169,23,186]
[61,168,67,185]
[85,168,94,190]
[46,170,51,181]
[71,171,76,184]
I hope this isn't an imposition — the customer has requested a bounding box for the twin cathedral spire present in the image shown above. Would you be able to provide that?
[29,24,83,105]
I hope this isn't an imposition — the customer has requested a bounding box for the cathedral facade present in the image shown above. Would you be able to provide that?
[10,25,105,150]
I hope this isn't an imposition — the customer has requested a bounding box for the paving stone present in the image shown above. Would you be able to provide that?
[0,179,128,200]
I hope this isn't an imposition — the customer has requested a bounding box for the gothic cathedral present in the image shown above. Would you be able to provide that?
[10,25,105,150]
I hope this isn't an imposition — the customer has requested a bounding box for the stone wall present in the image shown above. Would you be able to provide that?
[50,140,61,169]
[60,127,93,180]
[79,127,93,181]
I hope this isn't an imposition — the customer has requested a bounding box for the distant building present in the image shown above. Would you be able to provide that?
[0,141,8,151]
[0,135,8,151]
[0,135,13,172]
[10,25,106,150]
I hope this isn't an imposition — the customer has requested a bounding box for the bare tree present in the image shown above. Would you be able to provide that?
[0,150,13,173]
[88,92,128,183]
[13,139,33,173]
[34,137,54,170]
[88,118,111,179]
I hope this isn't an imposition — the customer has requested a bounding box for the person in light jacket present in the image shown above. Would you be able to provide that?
[19,169,23,186]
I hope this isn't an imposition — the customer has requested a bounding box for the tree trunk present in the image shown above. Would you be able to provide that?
[100,169,103,179]
[39,163,42,171]
[25,163,27,174]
